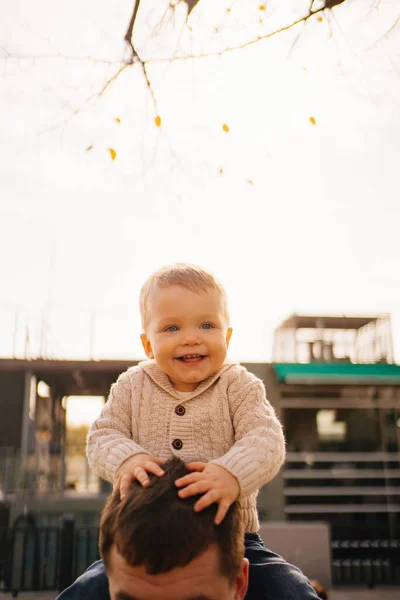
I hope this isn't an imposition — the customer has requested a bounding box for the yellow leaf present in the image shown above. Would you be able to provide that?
[248,179,254,185]
[115,117,121,124]
[309,116,316,125]
[219,168,224,175]
[259,4,266,11]
[317,16,323,22]
[108,148,117,160]
[155,116,162,127]
[85,145,93,152]
[222,123,229,133]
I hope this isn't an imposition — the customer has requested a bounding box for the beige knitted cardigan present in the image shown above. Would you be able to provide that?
[87,360,285,532]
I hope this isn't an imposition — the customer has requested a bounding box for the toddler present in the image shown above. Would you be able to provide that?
[58,263,319,600]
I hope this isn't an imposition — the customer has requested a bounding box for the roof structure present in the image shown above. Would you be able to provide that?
[275,314,389,332]
[274,362,400,385]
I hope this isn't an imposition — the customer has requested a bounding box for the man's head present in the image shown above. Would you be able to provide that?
[100,458,248,600]
[139,264,232,391]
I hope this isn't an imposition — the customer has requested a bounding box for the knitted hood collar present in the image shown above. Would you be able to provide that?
[139,359,236,400]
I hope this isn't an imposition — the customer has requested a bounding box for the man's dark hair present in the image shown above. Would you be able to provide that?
[99,457,244,582]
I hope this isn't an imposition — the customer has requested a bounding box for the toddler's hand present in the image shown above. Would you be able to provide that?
[115,453,165,500]
[175,462,240,525]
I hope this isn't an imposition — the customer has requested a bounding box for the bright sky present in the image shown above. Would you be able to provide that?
[66,395,105,426]
[1,0,400,373]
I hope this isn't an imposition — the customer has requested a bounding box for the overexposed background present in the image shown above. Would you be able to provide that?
[1,0,399,369]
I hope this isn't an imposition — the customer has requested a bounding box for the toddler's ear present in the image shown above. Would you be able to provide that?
[140,333,154,358]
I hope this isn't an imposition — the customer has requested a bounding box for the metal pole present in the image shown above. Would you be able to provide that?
[58,514,76,592]
[20,372,34,489]
[60,397,67,492]
[89,310,96,360]
[12,310,19,358]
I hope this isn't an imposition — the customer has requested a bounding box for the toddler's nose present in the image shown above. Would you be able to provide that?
[181,330,200,345]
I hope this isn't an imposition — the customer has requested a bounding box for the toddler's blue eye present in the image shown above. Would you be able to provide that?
[166,325,179,332]
[201,323,213,329]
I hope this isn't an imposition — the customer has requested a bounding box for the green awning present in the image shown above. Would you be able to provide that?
[273,362,400,385]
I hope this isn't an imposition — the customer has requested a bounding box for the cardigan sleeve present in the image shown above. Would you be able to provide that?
[210,366,285,498]
[86,367,151,484]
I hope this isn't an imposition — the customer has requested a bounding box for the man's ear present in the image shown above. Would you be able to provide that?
[226,327,233,347]
[235,558,249,599]
[140,333,154,359]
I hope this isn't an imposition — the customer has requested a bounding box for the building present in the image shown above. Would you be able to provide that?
[1,314,399,540]
[268,314,400,539]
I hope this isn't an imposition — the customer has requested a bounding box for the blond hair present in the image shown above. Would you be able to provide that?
[139,263,229,331]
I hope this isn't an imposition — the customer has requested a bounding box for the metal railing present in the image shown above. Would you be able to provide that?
[0,305,142,361]
[284,452,400,519]
[0,513,99,595]
[331,539,400,585]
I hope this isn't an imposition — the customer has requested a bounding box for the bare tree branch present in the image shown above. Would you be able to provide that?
[124,0,142,63]
[325,0,346,8]
[184,0,201,16]
[122,0,160,114]
[365,15,400,50]
[14,0,397,137]
[367,0,383,17]
[169,0,202,20]
[0,53,121,65]
[288,0,314,56]
[142,61,159,110]
[94,63,132,98]
[378,14,400,41]
[149,6,328,64]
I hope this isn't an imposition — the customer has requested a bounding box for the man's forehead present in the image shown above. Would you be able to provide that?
[109,545,230,600]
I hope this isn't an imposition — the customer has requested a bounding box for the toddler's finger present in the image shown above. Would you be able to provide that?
[178,479,211,499]
[145,461,165,477]
[175,472,203,487]
[133,466,151,487]
[119,474,135,499]
[186,462,206,472]
[214,500,230,526]
[194,489,219,513]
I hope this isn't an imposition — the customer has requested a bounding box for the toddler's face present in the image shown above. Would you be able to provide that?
[141,285,232,391]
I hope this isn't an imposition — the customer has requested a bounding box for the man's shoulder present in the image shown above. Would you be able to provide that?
[56,561,109,599]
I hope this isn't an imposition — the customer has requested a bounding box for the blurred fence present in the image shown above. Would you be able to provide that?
[0,513,99,595]
[331,539,400,586]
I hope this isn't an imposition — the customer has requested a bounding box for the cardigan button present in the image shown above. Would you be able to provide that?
[175,405,186,416]
[172,438,183,451]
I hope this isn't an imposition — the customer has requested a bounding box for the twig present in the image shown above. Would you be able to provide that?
[124,0,142,63]
[149,6,328,64]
